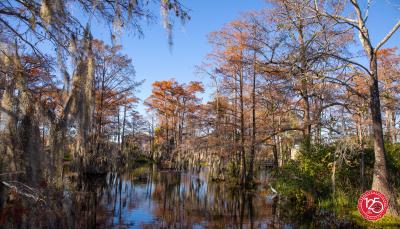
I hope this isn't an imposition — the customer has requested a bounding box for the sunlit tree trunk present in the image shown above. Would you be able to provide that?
[0,76,17,173]
[332,150,336,195]
[121,104,127,153]
[96,65,106,154]
[369,54,398,215]
[14,47,43,185]
[297,18,311,150]
[117,108,121,146]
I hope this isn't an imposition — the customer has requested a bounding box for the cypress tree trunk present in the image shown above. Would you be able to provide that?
[247,49,257,187]
[369,55,398,216]
[239,56,246,186]
[14,46,43,185]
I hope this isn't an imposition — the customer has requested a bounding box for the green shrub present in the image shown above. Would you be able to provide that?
[272,142,400,227]
[386,143,400,189]
[273,143,363,208]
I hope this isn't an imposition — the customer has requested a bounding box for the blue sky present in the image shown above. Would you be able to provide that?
[89,0,400,118]
[91,0,265,117]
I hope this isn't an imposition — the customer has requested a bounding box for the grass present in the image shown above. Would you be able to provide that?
[303,188,400,228]
[350,210,400,228]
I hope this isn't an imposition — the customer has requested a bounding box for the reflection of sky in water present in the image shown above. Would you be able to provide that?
[180,170,208,201]
[108,180,157,228]
[94,167,354,229]
[0,165,360,228]
[105,169,216,228]
[103,168,273,228]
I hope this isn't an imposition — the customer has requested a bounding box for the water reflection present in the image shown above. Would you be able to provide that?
[1,164,360,228]
[100,166,283,228]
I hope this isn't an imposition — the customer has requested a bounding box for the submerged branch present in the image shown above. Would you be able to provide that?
[1,181,45,203]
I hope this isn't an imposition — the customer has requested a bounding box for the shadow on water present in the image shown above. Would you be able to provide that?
[0,164,361,228]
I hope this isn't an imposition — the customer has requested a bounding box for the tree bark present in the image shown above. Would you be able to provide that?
[247,48,257,186]
[117,108,121,147]
[121,104,127,153]
[392,111,397,142]
[239,55,246,186]
[233,70,240,177]
[385,110,392,142]
[272,143,279,168]
[357,116,365,192]
[96,67,106,154]
[369,55,399,216]
[297,19,311,150]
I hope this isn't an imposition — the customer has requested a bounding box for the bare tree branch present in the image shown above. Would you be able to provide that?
[375,20,400,52]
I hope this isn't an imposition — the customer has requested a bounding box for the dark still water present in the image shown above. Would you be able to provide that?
[1,164,358,228]
[84,166,284,228]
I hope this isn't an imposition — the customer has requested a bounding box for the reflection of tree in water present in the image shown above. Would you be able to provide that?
[0,172,111,228]
[147,167,282,228]
[4,165,354,228]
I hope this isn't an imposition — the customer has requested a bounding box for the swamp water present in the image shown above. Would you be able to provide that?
[0,164,360,228]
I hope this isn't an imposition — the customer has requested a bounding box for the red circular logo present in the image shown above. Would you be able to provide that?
[357,190,388,221]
